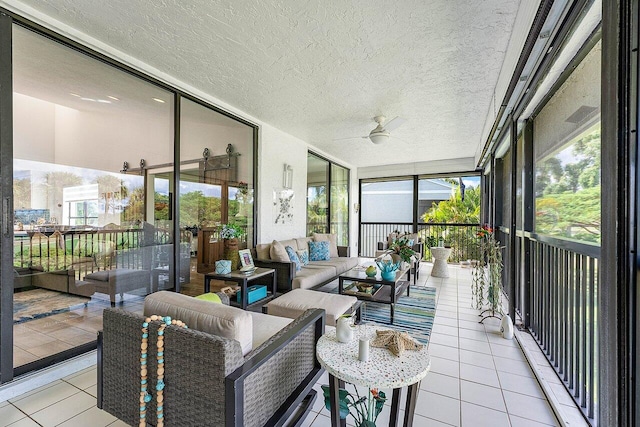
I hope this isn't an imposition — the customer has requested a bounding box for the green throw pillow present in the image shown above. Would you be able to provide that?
[195,293,222,304]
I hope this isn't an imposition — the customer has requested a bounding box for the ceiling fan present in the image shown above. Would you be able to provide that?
[336,115,407,144]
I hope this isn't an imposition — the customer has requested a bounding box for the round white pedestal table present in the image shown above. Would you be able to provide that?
[316,324,431,427]
[430,247,452,278]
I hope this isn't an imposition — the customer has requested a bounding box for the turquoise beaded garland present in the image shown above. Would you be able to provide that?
[139,315,188,427]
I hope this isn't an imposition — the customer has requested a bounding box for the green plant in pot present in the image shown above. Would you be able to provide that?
[424,235,438,249]
[472,224,503,322]
[220,223,246,270]
[321,385,386,427]
[389,236,418,265]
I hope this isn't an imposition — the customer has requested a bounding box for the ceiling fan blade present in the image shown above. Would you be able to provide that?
[383,116,406,132]
[333,135,368,141]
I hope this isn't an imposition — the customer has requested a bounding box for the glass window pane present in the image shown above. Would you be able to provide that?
[418,177,480,224]
[179,97,255,284]
[534,40,601,244]
[516,133,523,229]
[361,179,413,223]
[12,25,174,370]
[330,164,349,246]
[418,175,480,262]
[307,154,329,236]
[501,150,512,228]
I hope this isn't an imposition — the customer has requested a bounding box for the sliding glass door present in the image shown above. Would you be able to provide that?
[10,24,176,373]
[306,153,349,245]
[179,97,255,294]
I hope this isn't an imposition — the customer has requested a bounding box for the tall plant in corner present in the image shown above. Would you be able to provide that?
[471,225,503,322]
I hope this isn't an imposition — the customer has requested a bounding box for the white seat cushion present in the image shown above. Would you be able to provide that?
[144,291,253,355]
[248,311,292,349]
[292,267,336,289]
[265,289,357,326]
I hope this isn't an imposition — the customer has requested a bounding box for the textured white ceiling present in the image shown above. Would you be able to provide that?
[7,0,523,168]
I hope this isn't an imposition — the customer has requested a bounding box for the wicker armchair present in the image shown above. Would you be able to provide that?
[97,306,325,426]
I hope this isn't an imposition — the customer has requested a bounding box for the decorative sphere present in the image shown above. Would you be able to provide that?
[365,266,377,277]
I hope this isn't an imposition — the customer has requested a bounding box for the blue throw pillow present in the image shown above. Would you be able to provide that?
[285,246,302,271]
[308,241,330,261]
[296,249,310,266]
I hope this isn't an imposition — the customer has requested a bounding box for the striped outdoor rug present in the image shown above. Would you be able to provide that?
[330,286,436,345]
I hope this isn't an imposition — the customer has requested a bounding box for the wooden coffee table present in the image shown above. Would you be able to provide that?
[338,266,410,323]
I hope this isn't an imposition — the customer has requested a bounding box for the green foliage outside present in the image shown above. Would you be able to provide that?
[535,126,600,244]
[13,232,135,270]
[307,183,350,246]
[330,183,349,246]
[422,184,480,224]
[307,185,328,235]
[178,190,222,227]
[421,185,481,262]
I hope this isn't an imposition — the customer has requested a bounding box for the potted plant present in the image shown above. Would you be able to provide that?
[389,236,418,266]
[321,385,386,427]
[220,224,246,270]
[424,235,438,249]
[471,225,503,322]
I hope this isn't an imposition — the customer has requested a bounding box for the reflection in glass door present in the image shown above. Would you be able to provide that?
[10,24,174,373]
[307,154,329,236]
[178,97,255,296]
[330,164,349,246]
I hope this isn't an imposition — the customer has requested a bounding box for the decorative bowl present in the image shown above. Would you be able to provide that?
[381,271,396,281]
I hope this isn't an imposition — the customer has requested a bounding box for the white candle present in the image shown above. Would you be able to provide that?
[358,338,370,362]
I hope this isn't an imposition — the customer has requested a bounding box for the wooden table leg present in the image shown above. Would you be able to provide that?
[403,381,420,427]
[329,374,346,427]
[389,388,401,427]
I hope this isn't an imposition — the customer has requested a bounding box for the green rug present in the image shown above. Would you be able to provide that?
[330,285,436,345]
[13,289,90,324]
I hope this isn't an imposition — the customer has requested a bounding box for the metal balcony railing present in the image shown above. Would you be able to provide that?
[359,222,481,262]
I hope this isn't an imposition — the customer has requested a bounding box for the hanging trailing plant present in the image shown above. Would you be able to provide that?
[471,225,503,320]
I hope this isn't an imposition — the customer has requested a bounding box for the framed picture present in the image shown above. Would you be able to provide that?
[239,249,254,269]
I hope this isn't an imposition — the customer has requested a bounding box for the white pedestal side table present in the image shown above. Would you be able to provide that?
[316,324,431,427]
[430,247,452,278]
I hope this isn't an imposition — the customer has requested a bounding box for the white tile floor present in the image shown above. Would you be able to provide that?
[0,264,587,426]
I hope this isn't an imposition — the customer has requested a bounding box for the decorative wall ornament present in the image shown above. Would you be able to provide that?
[273,189,294,225]
[283,164,293,189]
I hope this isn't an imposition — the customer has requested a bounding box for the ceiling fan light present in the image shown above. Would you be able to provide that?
[369,132,389,144]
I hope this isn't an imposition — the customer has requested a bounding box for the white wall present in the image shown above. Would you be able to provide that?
[257,123,359,255]
[257,123,309,243]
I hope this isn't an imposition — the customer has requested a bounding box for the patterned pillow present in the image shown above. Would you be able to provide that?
[296,249,310,266]
[285,245,302,271]
[308,241,331,261]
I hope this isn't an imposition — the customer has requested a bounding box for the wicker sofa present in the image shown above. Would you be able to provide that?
[98,291,325,427]
[253,234,358,293]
